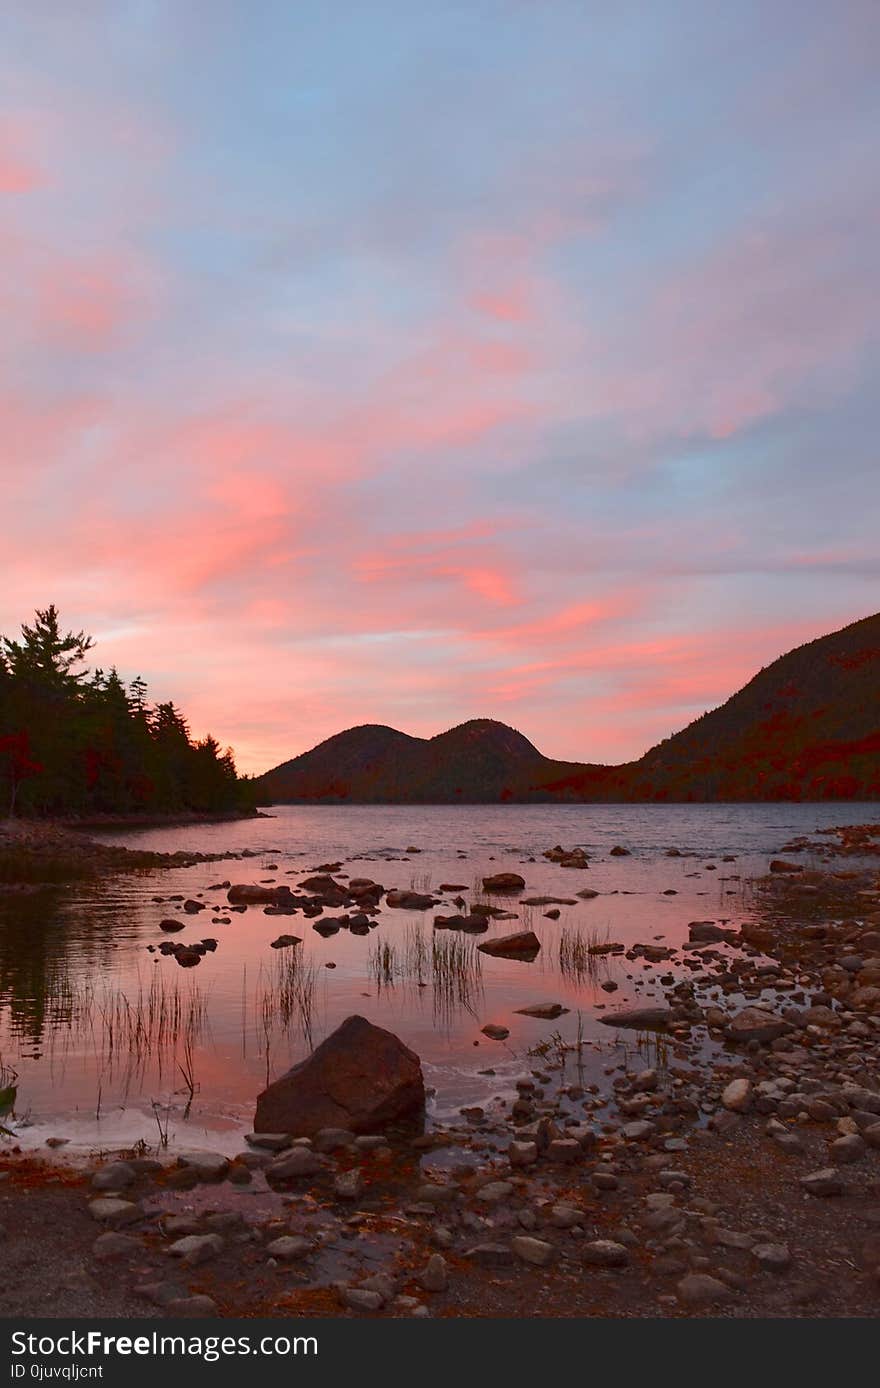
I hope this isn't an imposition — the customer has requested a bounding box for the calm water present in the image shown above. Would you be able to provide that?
[0,802,871,1156]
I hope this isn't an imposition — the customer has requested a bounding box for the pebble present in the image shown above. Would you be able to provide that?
[547,1138,581,1163]
[168,1234,224,1265]
[721,1078,752,1113]
[417,1254,448,1292]
[88,1198,142,1227]
[92,1232,141,1261]
[166,1296,219,1316]
[176,1150,230,1182]
[267,1147,328,1180]
[265,1235,311,1261]
[340,1287,384,1313]
[511,1235,556,1267]
[752,1243,792,1272]
[592,1171,619,1192]
[830,1134,865,1164]
[582,1239,629,1267]
[334,1169,364,1201]
[476,1181,513,1204]
[549,1204,581,1229]
[676,1273,733,1306]
[508,1141,538,1168]
[90,1162,136,1191]
[800,1168,845,1197]
[313,1128,356,1153]
[463,1243,513,1267]
[622,1119,656,1142]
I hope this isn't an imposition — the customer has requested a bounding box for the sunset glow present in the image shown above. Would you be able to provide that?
[2,3,878,773]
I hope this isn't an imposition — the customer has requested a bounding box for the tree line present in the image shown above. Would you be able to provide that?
[0,606,256,817]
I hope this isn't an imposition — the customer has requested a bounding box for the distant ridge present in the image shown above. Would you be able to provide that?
[256,613,880,803]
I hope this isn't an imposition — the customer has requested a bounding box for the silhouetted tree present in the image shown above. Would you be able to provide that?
[0,607,254,818]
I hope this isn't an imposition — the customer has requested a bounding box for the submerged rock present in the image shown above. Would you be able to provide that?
[598,1007,674,1031]
[254,1014,425,1136]
[515,1003,569,1019]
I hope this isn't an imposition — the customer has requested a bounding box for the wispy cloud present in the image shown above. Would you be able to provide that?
[1,2,878,770]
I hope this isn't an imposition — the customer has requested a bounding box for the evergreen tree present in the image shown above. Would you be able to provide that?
[0,607,254,817]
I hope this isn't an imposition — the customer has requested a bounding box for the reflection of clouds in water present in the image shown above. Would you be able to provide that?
[0,801,872,1140]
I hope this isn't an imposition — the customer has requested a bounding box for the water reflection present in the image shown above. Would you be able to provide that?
[0,800,872,1149]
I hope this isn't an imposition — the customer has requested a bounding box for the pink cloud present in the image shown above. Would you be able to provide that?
[37,261,141,350]
[0,153,38,193]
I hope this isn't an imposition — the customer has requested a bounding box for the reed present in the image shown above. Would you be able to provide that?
[368,939,398,989]
[403,922,428,986]
[34,966,210,1101]
[431,933,483,1025]
[254,948,319,1048]
[558,925,614,985]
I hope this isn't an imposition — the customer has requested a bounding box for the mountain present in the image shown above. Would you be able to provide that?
[256,613,880,803]
[257,718,568,804]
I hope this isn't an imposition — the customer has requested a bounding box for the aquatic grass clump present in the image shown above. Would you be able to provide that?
[368,939,398,990]
[251,948,321,1086]
[558,925,614,985]
[72,970,210,1078]
[26,967,213,1119]
[254,948,320,1050]
[403,922,428,986]
[431,933,483,1026]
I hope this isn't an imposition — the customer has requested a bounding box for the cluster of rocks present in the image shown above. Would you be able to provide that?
[543,846,590,869]
[147,864,543,969]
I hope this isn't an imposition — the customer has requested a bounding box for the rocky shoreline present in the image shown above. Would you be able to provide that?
[0,817,268,889]
[2,823,880,1317]
[2,846,880,1319]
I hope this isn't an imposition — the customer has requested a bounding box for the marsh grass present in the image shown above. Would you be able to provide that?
[253,948,321,1082]
[368,939,398,990]
[42,968,210,1083]
[431,933,483,1026]
[369,925,431,991]
[621,1029,670,1071]
[558,925,614,985]
[403,922,428,986]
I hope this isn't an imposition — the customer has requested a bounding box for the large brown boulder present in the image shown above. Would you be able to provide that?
[385,889,436,909]
[482,872,526,893]
[477,930,541,959]
[228,884,287,904]
[253,1015,425,1136]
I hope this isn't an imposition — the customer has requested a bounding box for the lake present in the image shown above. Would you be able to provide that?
[0,801,871,1157]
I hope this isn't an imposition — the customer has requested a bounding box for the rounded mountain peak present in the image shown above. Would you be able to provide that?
[429,718,541,760]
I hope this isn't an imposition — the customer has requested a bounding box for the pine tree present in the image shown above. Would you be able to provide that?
[0,607,251,817]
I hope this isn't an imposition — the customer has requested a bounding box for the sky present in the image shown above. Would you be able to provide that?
[1,1,879,774]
